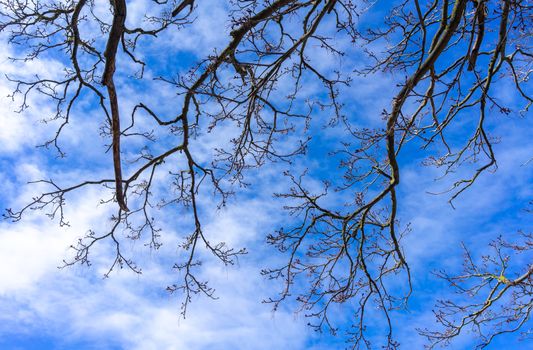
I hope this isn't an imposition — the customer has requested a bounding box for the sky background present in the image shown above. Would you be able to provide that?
[0,1,531,349]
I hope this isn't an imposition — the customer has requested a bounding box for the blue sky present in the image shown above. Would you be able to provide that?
[0,1,532,349]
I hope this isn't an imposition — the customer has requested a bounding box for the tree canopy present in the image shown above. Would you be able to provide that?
[1,0,531,348]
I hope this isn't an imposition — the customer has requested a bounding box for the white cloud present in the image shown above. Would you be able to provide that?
[0,2,531,349]
[0,158,313,349]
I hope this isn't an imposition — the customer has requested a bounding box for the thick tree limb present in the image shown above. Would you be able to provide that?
[172,0,194,18]
[102,0,128,211]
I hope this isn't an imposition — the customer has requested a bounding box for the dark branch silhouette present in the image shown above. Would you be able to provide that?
[1,0,531,348]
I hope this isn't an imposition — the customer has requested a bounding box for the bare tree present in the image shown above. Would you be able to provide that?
[1,0,531,348]
[419,230,532,349]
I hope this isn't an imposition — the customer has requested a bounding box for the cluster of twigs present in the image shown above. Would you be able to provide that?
[419,232,532,349]
[1,0,531,348]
